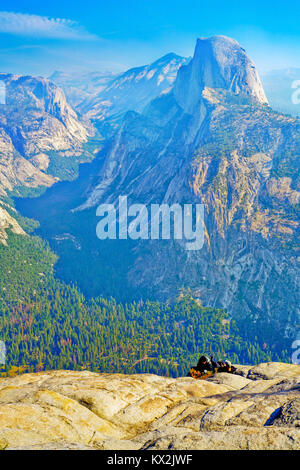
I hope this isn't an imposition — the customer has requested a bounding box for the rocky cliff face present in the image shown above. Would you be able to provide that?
[0,363,299,450]
[174,36,268,114]
[0,74,88,156]
[0,73,92,243]
[72,37,299,346]
[0,203,25,245]
[0,74,89,198]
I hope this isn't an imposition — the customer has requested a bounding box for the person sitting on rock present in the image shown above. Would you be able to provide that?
[188,355,237,378]
[187,355,216,378]
[196,355,215,373]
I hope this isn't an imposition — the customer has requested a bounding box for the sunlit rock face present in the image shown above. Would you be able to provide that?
[0,73,90,197]
[0,206,25,245]
[0,363,299,450]
[0,74,88,157]
[174,35,268,114]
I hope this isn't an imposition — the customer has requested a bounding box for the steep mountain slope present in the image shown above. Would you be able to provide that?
[78,53,189,133]
[69,36,299,348]
[174,36,268,114]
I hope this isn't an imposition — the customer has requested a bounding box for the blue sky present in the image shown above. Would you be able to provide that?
[0,0,299,76]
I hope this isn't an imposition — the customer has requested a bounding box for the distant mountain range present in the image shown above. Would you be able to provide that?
[49,70,117,108]
[79,54,189,121]
[50,56,300,120]
[50,54,189,137]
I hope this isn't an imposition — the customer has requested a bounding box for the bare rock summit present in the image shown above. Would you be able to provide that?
[0,362,299,450]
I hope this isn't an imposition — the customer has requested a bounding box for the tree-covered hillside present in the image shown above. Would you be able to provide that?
[0,232,289,378]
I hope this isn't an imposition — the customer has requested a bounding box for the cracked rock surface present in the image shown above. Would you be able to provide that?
[0,362,299,450]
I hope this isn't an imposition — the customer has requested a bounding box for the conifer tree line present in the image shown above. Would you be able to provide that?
[0,233,290,378]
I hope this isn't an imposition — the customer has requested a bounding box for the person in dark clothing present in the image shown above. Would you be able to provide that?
[196,355,215,373]
[196,355,237,374]
[187,355,214,378]
[188,354,237,378]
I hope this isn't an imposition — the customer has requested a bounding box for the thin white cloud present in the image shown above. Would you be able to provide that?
[0,11,98,40]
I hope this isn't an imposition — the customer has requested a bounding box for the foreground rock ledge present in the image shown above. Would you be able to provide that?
[0,362,299,450]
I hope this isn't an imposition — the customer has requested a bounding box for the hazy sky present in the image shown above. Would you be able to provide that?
[0,0,299,76]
